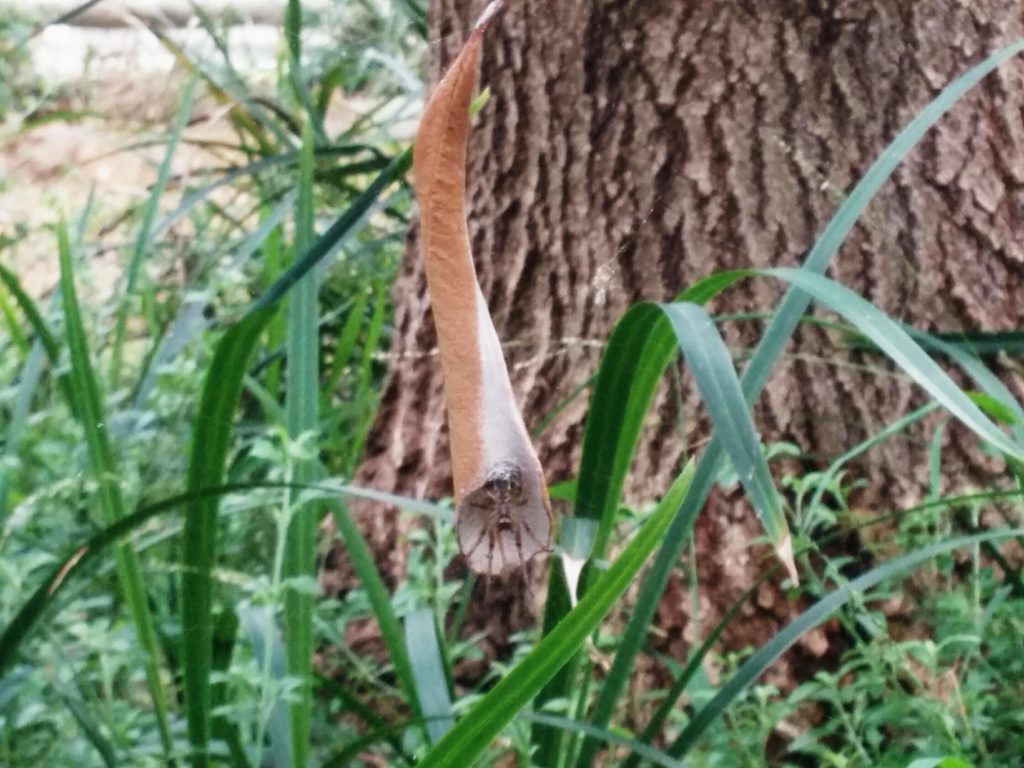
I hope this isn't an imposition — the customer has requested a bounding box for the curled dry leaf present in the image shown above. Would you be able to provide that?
[412,1,553,577]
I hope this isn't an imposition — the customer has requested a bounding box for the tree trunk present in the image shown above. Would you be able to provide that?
[331,0,1024,679]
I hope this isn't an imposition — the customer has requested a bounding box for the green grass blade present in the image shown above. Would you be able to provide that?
[57,222,174,761]
[285,0,325,141]
[109,77,197,386]
[661,302,794,576]
[0,281,29,354]
[181,310,275,768]
[533,303,677,766]
[762,267,1023,460]
[346,283,387,472]
[210,609,251,768]
[534,275,746,763]
[283,122,319,768]
[325,495,423,725]
[576,302,794,767]
[322,289,367,405]
[0,262,64,366]
[666,527,1024,758]
[911,329,1024,444]
[416,462,694,768]
[245,148,411,318]
[405,609,454,744]
[582,41,1024,759]
[60,692,118,768]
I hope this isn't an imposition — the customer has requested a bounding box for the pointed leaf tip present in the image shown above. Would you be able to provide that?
[475,0,504,31]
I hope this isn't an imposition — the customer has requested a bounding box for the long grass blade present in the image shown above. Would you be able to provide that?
[181,309,275,768]
[324,494,424,725]
[57,222,174,761]
[405,609,454,744]
[109,77,198,386]
[761,267,1023,460]
[283,122,319,768]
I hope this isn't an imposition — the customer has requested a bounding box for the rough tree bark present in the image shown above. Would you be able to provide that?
[326,0,1024,681]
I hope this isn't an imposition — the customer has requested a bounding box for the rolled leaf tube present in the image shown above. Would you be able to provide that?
[413,1,553,577]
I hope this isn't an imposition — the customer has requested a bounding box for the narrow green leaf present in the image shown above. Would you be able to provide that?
[405,610,454,744]
[762,267,1023,461]
[283,122,319,768]
[109,77,198,385]
[0,262,64,371]
[284,0,325,140]
[323,289,367,404]
[182,309,275,768]
[0,281,29,354]
[660,302,794,578]
[325,495,424,725]
[57,222,174,761]
[60,693,118,768]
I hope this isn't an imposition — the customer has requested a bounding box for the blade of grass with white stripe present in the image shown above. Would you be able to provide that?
[57,222,174,761]
[575,41,1024,764]
[405,609,454,744]
[109,76,197,386]
[665,527,1024,759]
[283,122,320,768]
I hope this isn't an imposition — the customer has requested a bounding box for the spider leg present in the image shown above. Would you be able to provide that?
[521,519,552,552]
[514,523,532,597]
[484,529,497,600]
[462,520,489,561]
[486,528,497,579]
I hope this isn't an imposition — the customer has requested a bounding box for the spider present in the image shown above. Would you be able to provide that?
[457,461,551,583]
